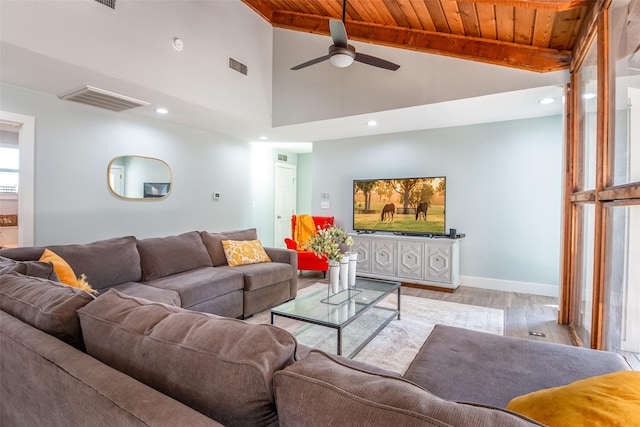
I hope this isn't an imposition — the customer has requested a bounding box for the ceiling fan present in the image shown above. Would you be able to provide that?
[290,0,400,71]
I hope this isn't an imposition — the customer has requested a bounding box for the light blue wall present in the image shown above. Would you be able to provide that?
[310,115,564,288]
[1,83,262,245]
[2,82,564,291]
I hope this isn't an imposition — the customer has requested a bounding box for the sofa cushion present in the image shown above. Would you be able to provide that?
[219,262,293,292]
[78,290,298,427]
[137,231,212,281]
[0,255,59,280]
[222,239,271,267]
[403,324,632,408]
[0,311,224,427]
[0,236,142,290]
[144,266,243,309]
[0,272,94,349]
[0,246,49,261]
[506,371,640,427]
[111,282,181,307]
[201,229,258,267]
[274,350,542,426]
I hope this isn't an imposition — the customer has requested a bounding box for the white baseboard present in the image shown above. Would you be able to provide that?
[460,275,559,297]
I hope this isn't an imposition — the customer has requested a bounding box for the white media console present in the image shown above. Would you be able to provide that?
[350,233,461,290]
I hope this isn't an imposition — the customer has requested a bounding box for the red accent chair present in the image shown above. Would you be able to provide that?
[284,215,335,276]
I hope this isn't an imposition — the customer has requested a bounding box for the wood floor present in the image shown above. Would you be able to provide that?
[297,272,573,346]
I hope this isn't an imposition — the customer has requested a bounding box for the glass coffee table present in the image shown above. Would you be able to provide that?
[271,278,401,358]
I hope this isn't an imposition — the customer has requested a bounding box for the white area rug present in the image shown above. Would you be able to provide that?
[248,283,504,374]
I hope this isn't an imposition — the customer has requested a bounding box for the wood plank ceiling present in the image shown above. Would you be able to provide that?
[241,0,594,73]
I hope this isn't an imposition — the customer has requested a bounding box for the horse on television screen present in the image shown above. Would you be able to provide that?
[381,203,395,222]
[415,202,428,220]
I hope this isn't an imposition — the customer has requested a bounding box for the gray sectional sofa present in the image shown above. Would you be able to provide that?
[0,236,632,426]
[0,228,297,319]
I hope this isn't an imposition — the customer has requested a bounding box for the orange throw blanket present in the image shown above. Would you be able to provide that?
[294,214,317,250]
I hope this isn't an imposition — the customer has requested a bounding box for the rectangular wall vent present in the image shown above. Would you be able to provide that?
[94,0,116,9]
[277,154,288,162]
[229,58,248,76]
[58,86,150,112]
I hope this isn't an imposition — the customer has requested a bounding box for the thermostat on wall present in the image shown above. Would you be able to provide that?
[212,192,221,200]
[320,192,330,209]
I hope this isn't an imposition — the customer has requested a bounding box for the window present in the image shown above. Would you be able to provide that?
[562,0,640,369]
[603,206,640,360]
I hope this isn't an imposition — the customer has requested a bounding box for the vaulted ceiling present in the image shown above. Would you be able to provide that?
[241,0,593,73]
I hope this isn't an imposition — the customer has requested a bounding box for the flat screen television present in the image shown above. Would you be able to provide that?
[353,176,446,236]
[143,182,171,198]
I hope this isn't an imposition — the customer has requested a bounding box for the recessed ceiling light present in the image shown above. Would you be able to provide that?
[367,120,377,127]
[259,136,268,140]
[583,93,596,100]
[155,108,169,114]
[538,97,555,105]
[172,38,183,51]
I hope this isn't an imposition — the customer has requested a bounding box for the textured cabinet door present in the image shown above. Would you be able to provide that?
[371,239,395,276]
[397,240,423,280]
[423,244,452,283]
[349,233,460,290]
[351,236,371,273]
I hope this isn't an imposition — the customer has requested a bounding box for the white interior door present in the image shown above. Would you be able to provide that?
[109,165,125,196]
[274,163,296,248]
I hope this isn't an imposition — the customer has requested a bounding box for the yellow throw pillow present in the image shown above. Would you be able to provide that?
[39,249,96,294]
[221,240,271,267]
[506,371,640,427]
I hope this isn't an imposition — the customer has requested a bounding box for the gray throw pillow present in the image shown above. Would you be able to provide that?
[78,289,297,426]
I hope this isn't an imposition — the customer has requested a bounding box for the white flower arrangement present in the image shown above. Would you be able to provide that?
[305,225,354,262]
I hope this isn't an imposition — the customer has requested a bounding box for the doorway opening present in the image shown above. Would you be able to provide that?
[0,111,35,247]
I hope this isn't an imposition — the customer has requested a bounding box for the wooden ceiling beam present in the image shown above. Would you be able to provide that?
[455,0,592,12]
[271,11,571,72]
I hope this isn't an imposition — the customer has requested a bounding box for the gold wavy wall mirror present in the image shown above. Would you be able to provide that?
[108,155,172,200]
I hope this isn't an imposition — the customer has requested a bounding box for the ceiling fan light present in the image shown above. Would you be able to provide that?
[330,53,354,68]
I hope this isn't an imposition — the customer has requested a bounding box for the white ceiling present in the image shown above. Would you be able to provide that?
[0,0,567,154]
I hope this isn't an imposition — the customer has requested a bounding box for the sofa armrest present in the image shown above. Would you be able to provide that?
[265,247,296,267]
[264,247,298,298]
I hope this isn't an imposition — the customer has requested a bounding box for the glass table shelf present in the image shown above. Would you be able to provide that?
[271,277,401,358]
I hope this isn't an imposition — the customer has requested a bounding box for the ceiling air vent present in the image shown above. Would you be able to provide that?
[94,0,116,9]
[58,86,150,112]
[277,154,288,162]
[229,58,248,76]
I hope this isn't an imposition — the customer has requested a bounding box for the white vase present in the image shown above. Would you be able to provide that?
[328,260,340,294]
[339,257,350,291]
[347,251,358,287]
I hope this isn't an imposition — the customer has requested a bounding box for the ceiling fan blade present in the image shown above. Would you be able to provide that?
[354,53,400,71]
[329,19,348,48]
[291,55,331,70]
